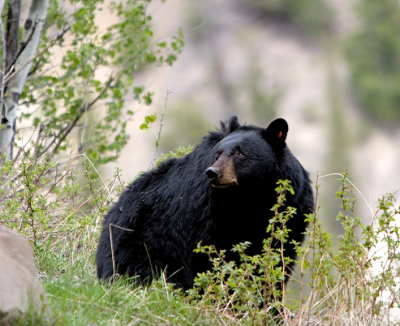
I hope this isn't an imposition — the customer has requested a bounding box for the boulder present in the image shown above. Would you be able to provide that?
[0,226,48,318]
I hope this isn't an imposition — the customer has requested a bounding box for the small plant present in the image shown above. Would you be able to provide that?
[187,174,400,325]
[0,151,121,267]
[155,145,194,167]
[189,180,298,324]
[294,173,400,324]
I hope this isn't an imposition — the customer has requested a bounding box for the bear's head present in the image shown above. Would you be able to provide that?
[205,116,288,189]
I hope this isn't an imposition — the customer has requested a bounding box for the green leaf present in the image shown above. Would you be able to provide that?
[144,114,156,123]
[139,123,149,131]
[143,92,153,105]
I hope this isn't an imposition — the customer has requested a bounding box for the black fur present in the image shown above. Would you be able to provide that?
[96,116,314,289]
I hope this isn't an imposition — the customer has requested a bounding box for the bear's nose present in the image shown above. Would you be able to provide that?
[205,167,221,182]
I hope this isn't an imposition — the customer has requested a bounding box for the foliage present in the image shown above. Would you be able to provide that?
[187,174,400,324]
[295,173,400,324]
[188,180,297,324]
[346,0,400,124]
[0,152,118,250]
[245,0,334,35]
[7,0,183,165]
[155,145,194,167]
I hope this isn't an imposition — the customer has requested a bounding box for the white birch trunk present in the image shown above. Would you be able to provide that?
[0,0,49,162]
[0,1,5,16]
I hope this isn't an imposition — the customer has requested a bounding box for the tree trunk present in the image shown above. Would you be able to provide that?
[0,0,49,163]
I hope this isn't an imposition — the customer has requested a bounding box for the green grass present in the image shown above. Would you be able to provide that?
[41,268,227,325]
[35,239,226,325]
[46,277,182,325]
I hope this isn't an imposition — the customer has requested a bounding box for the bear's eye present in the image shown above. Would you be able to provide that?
[236,151,245,159]
[215,150,222,161]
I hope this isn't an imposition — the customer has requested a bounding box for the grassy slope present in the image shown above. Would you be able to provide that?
[37,244,228,325]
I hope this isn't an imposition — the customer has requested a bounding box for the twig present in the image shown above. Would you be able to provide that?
[4,23,68,86]
[109,223,134,282]
[28,25,71,77]
[319,172,374,218]
[79,100,89,153]
[72,153,110,197]
[37,75,114,159]
[152,89,171,167]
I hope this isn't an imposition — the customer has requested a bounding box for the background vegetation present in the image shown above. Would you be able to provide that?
[346,0,400,124]
[244,0,334,35]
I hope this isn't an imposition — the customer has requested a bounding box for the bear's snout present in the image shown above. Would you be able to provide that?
[206,167,221,182]
[206,156,238,188]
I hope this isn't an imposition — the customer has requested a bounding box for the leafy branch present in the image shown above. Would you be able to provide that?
[1,0,184,166]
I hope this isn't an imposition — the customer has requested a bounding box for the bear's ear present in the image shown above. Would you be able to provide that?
[263,118,288,148]
[221,116,241,135]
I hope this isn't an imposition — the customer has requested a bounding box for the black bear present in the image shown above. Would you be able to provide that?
[96,116,314,289]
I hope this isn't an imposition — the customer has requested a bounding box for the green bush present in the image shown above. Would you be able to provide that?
[186,174,400,324]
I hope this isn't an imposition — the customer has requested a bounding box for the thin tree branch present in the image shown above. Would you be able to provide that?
[38,122,74,160]
[4,26,77,86]
[38,76,115,159]
[28,24,71,77]
[152,88,171,167]
[51,76,115,155]
[50,112,82,157]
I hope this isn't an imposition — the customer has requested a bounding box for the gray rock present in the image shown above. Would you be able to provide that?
[0,226,48,318]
